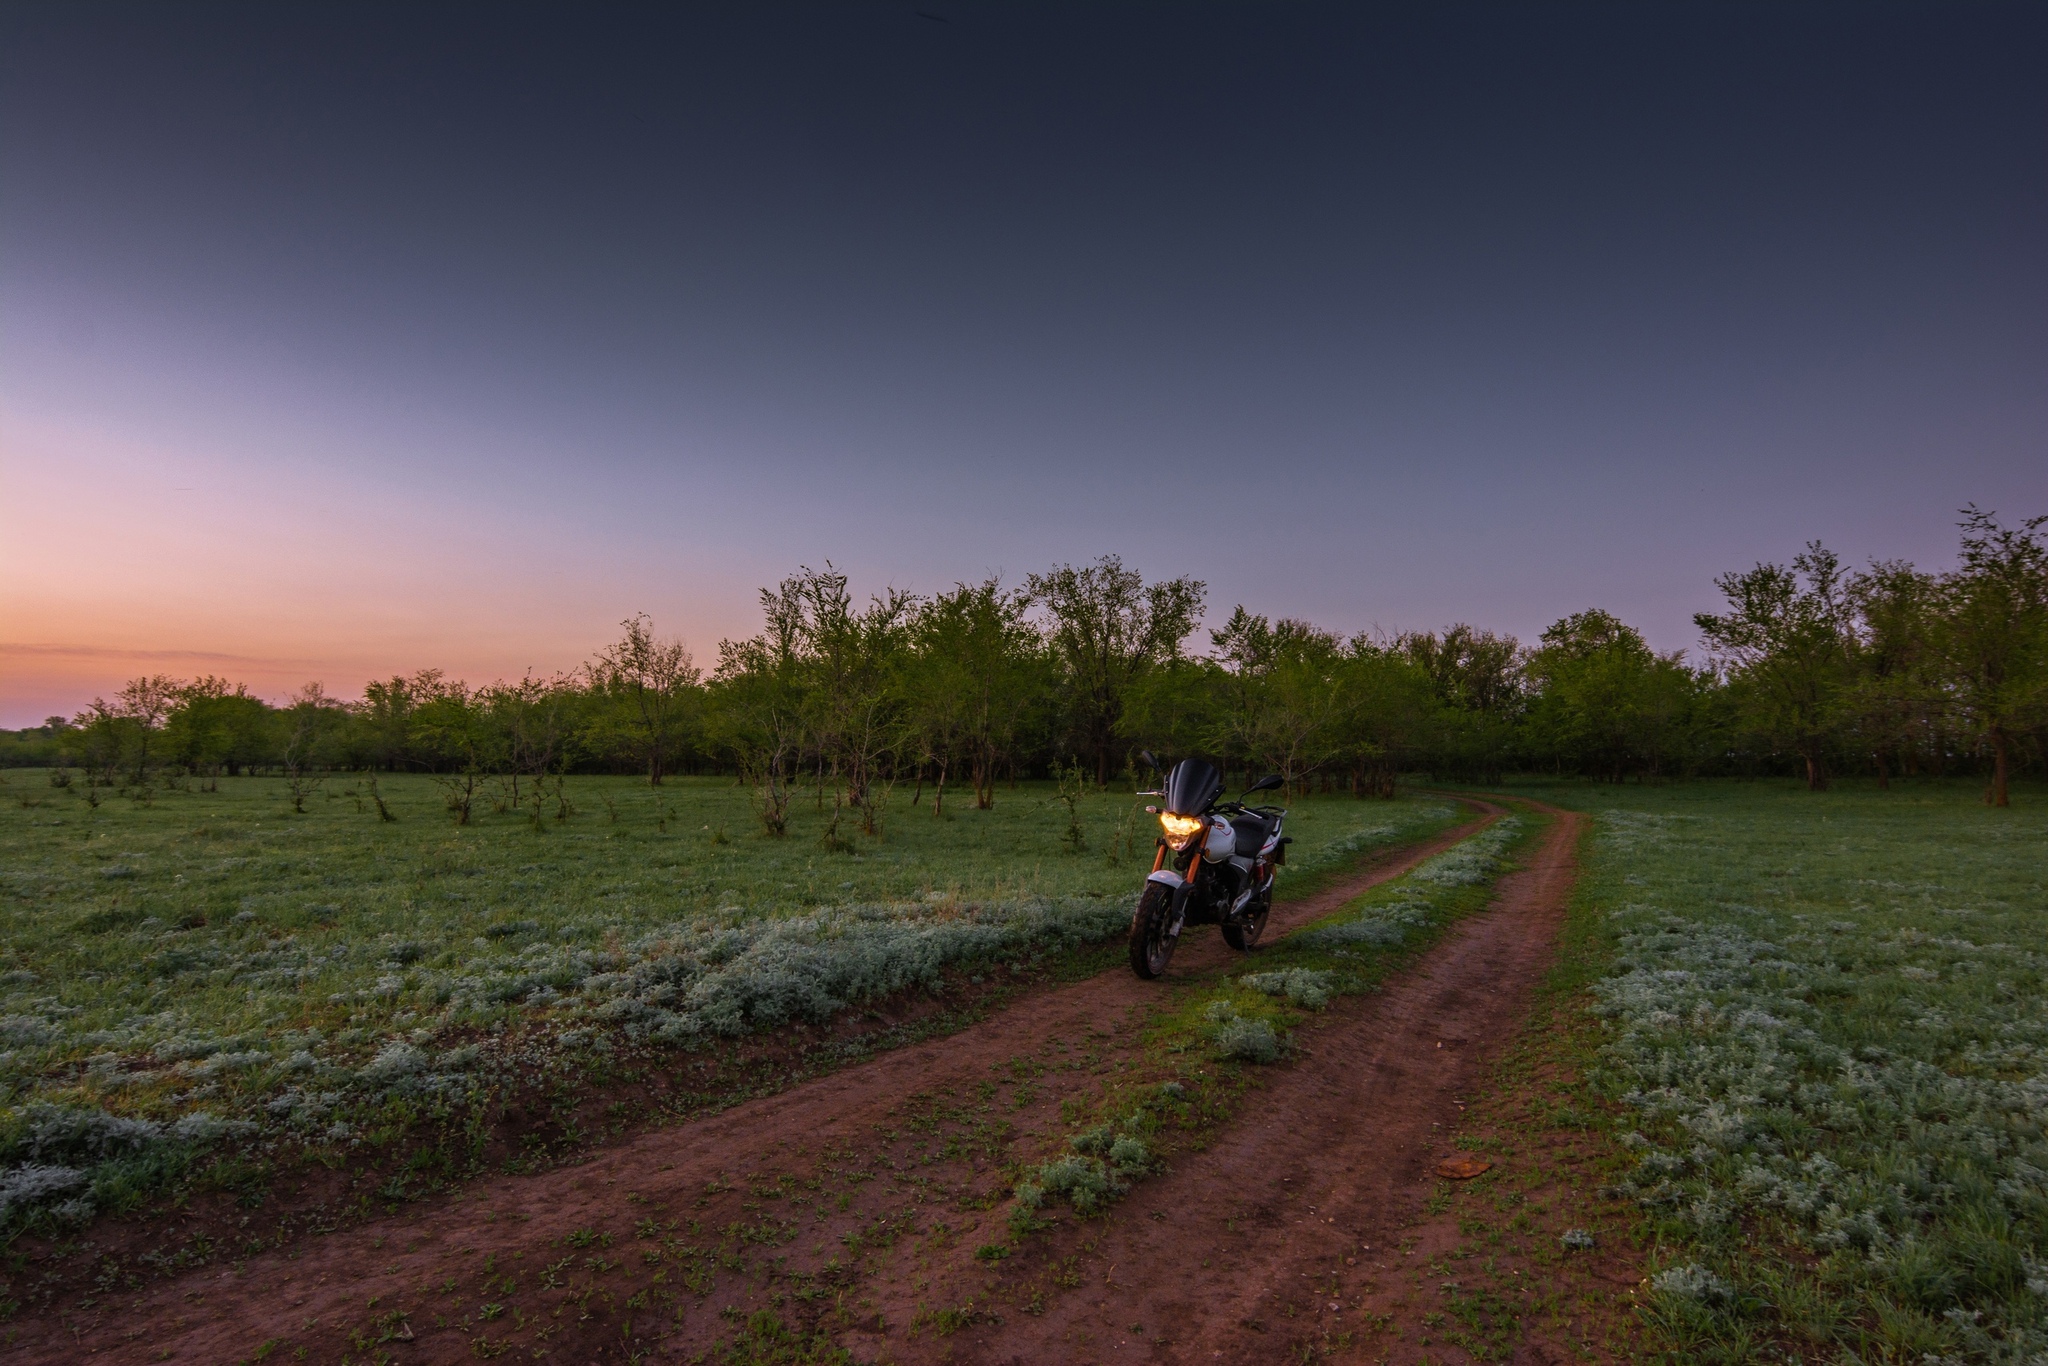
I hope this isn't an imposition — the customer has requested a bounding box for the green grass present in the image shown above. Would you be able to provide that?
[1500,779,2048,1365]
[0,769,1456,1233]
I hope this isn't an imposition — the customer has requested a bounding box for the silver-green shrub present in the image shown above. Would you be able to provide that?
[557,894,1129,1043]
[1207,1005,1284,1064]
[1016,1117,1152,1218]
[1293,818,1521,955]
[1652,1262,1733,1304]
[0,1163,87,1218]
[0,892,1132,1226]
[1239,968,1333,1009]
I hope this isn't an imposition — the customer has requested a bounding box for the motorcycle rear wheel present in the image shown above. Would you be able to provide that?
[1221,899,1270,952]
[1128,882,1178,979]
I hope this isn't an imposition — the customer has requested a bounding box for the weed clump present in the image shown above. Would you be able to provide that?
[1650,1262,1732,1305]
[1013,1117,1154,1223]
[1238,968,1333,1009]
[1203,1001,1285,1063]
[0,1163,88,1219]
[1214,1016,1283,1064]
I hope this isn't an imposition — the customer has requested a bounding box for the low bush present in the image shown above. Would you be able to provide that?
[1013,1120,1153,1219]
[1212,1014,1283,1064]
[1238,967,1334,1009]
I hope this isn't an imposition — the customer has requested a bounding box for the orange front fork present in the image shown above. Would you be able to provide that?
[1153,840,1199,883]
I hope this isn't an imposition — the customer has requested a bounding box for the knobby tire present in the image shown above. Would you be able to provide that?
[1128,882,1177,979]
[1220,901,1269,952]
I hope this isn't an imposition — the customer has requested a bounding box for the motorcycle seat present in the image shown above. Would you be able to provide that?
[1230,813,1274,858]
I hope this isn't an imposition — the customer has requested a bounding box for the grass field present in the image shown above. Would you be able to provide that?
[0,769,1456,1235]
[1509,780,2048,1364]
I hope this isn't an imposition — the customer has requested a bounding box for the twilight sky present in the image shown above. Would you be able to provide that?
[3,1,2044,726]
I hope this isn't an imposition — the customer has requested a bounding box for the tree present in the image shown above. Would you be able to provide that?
[1935,507,2048,807]
[1694,542,1855,790]
[1399,625,1524,781]
[115,675,180,783]
[1844,561,1940,787]
[1208,607,1347,793]
[163,677,274,781]
[590,616,700,785]
[410,679,500,823]
[764,566,915,835]
[1026,556,1206,786]
[1332,639,1438,797]
[901,578,1041,813]
[71,675,181,788]
[710,614,808,837]
[70,698,133,788]
[359,671,449,772]
[1117,656,1222,778]
[488,673,581,814]
[277,683,349,812]
[1523,610,1702,781]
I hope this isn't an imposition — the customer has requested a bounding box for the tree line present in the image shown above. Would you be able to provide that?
[5,509,2042,816]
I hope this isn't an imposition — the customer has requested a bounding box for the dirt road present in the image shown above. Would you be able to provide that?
[13,800,1587,1365]
[924,800,1587,1364]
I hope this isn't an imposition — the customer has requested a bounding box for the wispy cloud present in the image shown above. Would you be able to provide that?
[1,643,320,667]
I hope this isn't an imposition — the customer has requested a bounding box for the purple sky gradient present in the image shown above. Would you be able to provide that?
[4,2,2044,725]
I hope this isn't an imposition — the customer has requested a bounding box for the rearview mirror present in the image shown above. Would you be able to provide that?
[1138,750,1158,771]
[1243,774,1283,796]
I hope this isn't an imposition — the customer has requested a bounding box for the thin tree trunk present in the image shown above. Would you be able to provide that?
[1988,731,2010,808]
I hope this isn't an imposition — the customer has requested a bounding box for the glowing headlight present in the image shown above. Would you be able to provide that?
[1158,812,1206,849]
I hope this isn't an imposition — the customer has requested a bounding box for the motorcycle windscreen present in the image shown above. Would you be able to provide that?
[1163,759,1222,817]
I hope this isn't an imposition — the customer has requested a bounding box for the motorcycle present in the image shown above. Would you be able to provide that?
[1127,754,1290,979]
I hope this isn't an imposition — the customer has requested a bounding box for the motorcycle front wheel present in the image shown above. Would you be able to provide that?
[1221,897,1270,952]
[1128,882,1178,979]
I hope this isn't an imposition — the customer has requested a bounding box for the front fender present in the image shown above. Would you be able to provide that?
[1148,867,1196,938]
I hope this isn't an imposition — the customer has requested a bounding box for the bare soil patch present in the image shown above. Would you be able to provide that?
[1349,1045,1647,1366]
[2,809,1497,1364]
